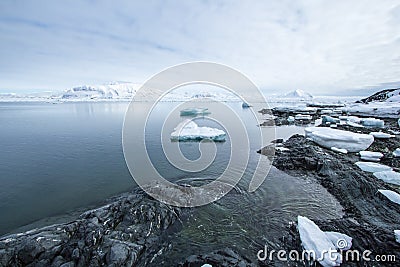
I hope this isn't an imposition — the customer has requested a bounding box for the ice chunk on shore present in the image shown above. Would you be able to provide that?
[359,151,383,162]
[297,216,344,267]
[180,107,211,116]
[360,118,384,128]
[373,171,400,186]
[305,127,374,153]
[378,190,400,205]
[287,116,295,123]
[395,230,400,243]
[170,119,226,142]
[369,132,394,139]
[295,114,312,121]
[393,148,400,157]
[331,147,347,154]
[322,115,340,126]
[324,232,353,251]
[355,162,392,173]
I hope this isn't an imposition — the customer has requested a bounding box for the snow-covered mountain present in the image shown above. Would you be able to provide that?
[358,88,400,103]
[283,89,313,99]
[60,82,140,100]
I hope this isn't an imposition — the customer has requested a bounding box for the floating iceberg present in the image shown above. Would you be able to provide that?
[369,132,394,139]
[170,119,226,142]
[305,127,374,153]
[298,216,350,267]
[242,102,251,108]
[395,230,400,244]
[360,118,384,128]
[373,171,400,186]
[393,148,400,157]
[359,151,383,162]
[378,190,400,205]
[331,147,347,154]
[180,107,211,117]
[355,162,392,173]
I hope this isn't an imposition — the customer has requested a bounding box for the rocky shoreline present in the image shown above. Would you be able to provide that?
[0,190,183,266]
[258,120,400,266]
[1,115,400,266]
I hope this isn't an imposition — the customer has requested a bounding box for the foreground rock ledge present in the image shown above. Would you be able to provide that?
[0,190,181,267]
[259,134,400,266]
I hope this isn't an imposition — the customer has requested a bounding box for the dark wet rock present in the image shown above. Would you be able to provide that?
[357,88,400,103]
[0,190,182,267]
[259,133,400,266]
[179,248,256,267]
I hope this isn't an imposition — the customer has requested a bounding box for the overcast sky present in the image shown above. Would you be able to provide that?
[1,0,400,95]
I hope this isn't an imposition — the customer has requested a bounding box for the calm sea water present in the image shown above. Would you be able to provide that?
[0,102,343,263]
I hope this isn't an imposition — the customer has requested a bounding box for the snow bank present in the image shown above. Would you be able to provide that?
[355,162,392,173]
[305,127,374,153]
[378,190,400,205]
[170,119,226,142]
[373,171,400,186]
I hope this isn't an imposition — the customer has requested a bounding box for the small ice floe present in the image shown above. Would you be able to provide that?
[242,102,251,108]
[395,230,400,244]
[378,190,400,205]
[369,132,394,139]
[298,216,351,267]
[360,118,384,128]
[295,114,312,122]
[320,109,333,115]
[171,119,226,142]
[389,129,400,135]
[322,115,340,126]
[359,151,384,162]
[347,121,364,128]
[373,171,400,186]
[305,127,374,153]
[355,162,392,173]
[201,264,212,267]
[393,148,400,157]
[324,232,353,251]
[331,147,347,154]
[287,116,295,123]
[180,107,211,117]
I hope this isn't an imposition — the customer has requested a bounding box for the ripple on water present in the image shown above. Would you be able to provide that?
[150,166,343,265]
